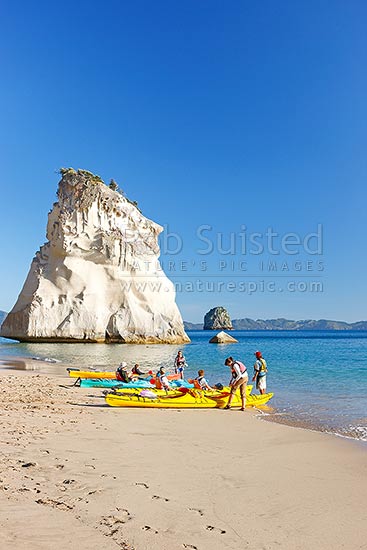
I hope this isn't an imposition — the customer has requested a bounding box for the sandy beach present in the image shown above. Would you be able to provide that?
[0,359,366,550]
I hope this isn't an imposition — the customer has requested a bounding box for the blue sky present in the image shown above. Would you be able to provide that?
[0,0,366,322]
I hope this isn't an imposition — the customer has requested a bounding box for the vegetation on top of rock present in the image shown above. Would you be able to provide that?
[59,167,77,177]
[109,178,119,191]
[59,167,104,185]
[58,168,142,213]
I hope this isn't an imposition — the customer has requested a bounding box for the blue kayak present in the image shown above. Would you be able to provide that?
[80,378,194,389]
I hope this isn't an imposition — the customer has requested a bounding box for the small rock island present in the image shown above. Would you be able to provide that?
[209,331,238,344]
[1,169,189,344]
[203,306,233,330]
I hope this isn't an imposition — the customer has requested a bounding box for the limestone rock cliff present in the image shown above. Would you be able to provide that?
[1,169,189,344]
[204,307,233,330]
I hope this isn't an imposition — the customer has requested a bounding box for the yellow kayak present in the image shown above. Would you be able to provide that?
[105,388,273,409]
[67,369,180,381]
[68,369,117,379]
[67,369,180,380]
[113,385,253,397]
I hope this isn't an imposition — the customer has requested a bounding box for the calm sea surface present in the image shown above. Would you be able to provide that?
[1,330,366,442]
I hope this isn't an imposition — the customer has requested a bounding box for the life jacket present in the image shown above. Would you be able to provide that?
[195,376,205,389]
[116,368,129,383]
[132,366,144,376]
[160,376,170,390]
[232,360,247,376]
[258,358,267,376]
[156,371,168,389]
[175,355,185,367]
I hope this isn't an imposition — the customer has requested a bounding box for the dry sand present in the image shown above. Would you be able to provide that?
[0,361,366,550]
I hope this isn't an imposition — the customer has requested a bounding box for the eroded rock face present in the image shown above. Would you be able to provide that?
[204,307,233,330]
[1,169,189,344]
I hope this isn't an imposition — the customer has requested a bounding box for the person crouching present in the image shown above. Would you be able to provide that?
[224,357,248,411]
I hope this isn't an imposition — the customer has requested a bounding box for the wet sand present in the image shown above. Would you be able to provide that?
[0,358,366,550]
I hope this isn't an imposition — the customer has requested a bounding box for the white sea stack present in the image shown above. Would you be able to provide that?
[1,169,190,344]
[209,331,238,344]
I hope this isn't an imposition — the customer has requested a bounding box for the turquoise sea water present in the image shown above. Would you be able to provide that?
[1,331,366,441]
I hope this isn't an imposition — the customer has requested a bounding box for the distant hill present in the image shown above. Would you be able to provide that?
[232,318,367,330]
[184,321,204,330]
[0,311,6,327]
[184,317,367,331]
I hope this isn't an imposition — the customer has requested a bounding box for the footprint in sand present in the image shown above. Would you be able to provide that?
[21,462,37,468]
[152,495,169,502]
[36,497,74,511]
[188,508,204,516]
[142,525,159,534]
[100,509,132,531]
[62,479,77,485]
[135,482,149,489]
[87,489,101,496]
[206,525,226,534]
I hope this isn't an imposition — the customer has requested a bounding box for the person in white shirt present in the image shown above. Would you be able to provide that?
[252,351,268,395]
[224,356,248,411]
[195,369,214,391]
[157,367,171,391]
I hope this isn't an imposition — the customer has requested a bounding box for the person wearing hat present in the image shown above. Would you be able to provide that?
[252,351,268,394]
[116,362,130,383]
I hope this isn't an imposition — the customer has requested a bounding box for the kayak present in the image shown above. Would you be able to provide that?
[112,388,188,398]
[113,384,252,396]
[67,368,180,381]
[80,378,152,389]
[68,369,117,379]
[80,378,194,389]
[105,388,273,409]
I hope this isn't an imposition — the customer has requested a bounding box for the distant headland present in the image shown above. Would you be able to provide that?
[184,317,367,331]
[184,306,367,331]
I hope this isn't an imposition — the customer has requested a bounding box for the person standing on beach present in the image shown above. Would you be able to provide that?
[224,357,248,411]
[174,350,186,379]
[252,351,267,395]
